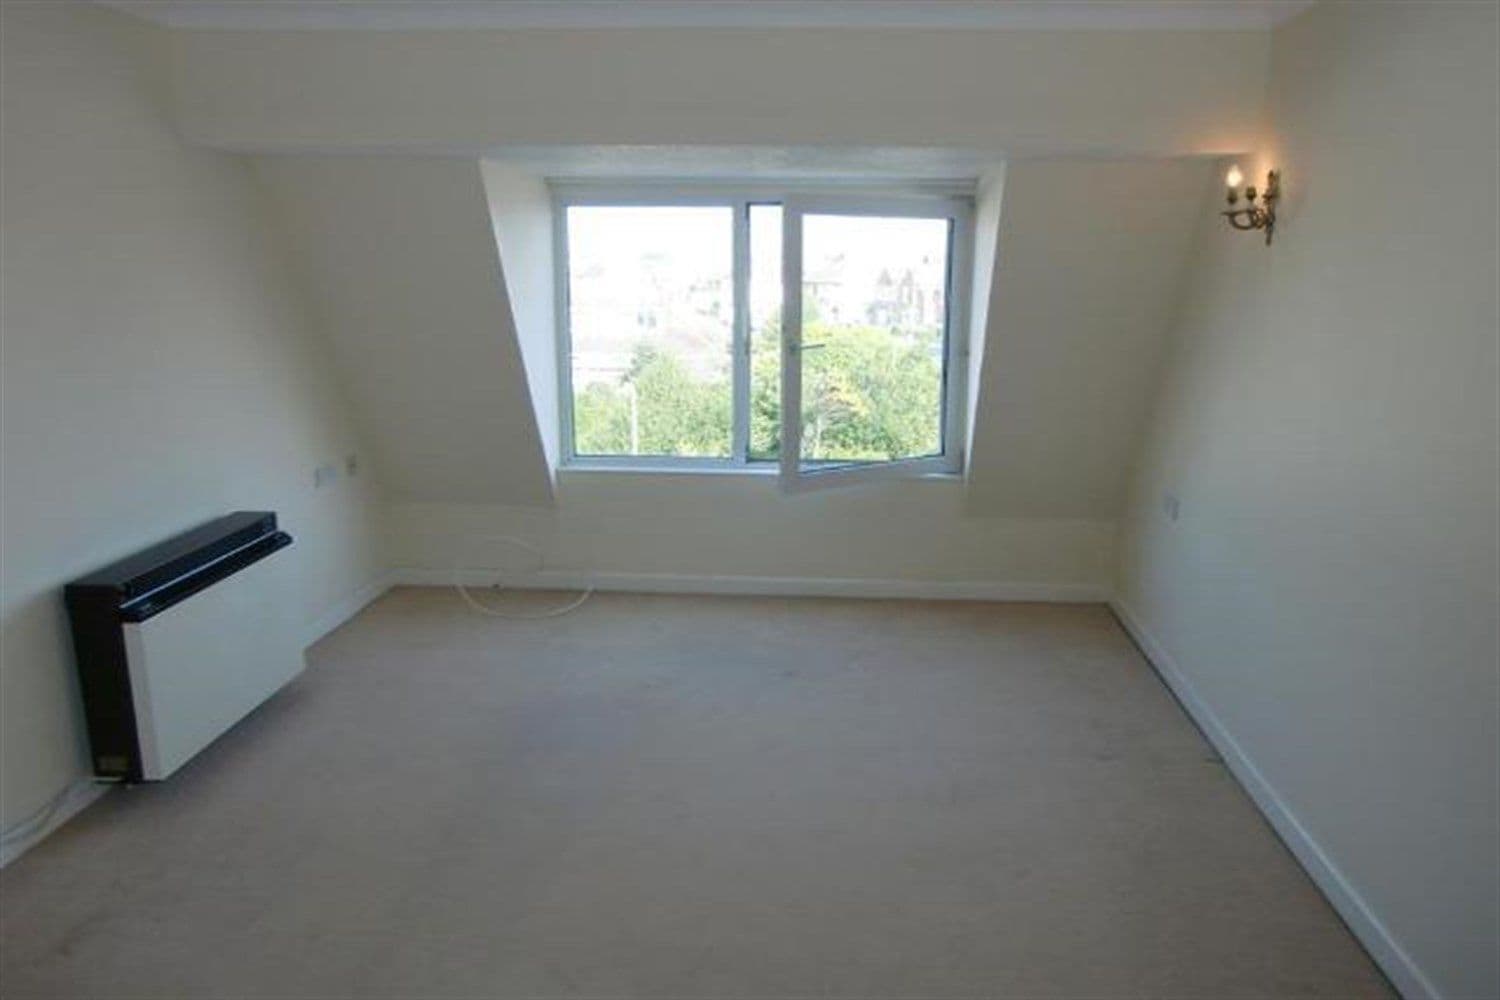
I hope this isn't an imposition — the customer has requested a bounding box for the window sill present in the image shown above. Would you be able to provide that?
[559,462,777,477]
[558,462,964,482]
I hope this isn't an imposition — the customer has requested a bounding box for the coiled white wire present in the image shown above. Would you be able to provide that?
[452,535,594,619]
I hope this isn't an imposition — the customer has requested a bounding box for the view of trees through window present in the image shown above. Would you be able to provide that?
[566,202,950,464]
[568,205,734,458]
[791,211,948,463]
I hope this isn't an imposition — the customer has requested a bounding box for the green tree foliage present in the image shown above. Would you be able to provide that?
[807,324,942,461]
[574,345,732,457]
[576,324,942,463]
[751,318,942,462]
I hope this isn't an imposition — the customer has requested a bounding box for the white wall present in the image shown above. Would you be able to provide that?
[1116,4,1499,997]
[261,153,1205,595]
[167,26,1268,157]
[481,162,561,476]
[255,150,1209,539]
[964,167,1005,464]
[388,475,1115,598]
[149,15,1256,599]
[966,157,1212,518]
[255,155,555,506]
[0,3,383,833]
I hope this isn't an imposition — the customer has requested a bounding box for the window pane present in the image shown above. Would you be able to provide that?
[748,204,782,461]
[566,205,733,458]
[799,214,949,465]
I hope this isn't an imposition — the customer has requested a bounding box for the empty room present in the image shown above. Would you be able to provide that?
[1,1,1496,997]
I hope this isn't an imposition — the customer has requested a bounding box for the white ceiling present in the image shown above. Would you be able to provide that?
[100,1,1312,32]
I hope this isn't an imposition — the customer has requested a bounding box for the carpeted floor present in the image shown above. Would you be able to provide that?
[0,588,1391,998]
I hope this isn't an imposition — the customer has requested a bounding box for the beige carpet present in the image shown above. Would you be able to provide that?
[1,588,1390,998]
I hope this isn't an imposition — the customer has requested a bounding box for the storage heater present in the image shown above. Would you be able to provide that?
[65,512,301,781]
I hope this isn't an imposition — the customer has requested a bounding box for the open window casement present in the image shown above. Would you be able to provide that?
[778,195,971,492]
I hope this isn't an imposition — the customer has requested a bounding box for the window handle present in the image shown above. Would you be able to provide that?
[790,342,826,353]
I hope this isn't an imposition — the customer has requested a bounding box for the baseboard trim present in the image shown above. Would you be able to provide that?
[392,567,1108,603]
[0,779,113,869]
[301,571,397,648]
[1109,598,1438,1000]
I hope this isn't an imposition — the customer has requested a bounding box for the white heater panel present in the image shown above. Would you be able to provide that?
[122,550,302,780]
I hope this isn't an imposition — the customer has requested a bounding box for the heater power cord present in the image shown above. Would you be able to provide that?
[452,535,593,620]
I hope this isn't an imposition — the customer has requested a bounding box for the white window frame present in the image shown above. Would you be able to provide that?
[552,181,972,485]
[780,193,972,492]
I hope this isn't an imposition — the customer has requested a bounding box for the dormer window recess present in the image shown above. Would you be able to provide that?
[554,184,973,490]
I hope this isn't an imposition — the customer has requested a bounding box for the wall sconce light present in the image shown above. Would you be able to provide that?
[1222,165,1280,244]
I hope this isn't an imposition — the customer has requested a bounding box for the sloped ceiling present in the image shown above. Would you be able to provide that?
[254,149,1212,518]
[160,20,1251,519]
[255,155,554,506]
[966,157,1214,518]
[139,12,1256,517]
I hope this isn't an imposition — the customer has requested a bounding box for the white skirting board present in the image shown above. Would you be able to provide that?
[394,567,1109,603]
[1109,598,1437,1000]
[301,571,399,648]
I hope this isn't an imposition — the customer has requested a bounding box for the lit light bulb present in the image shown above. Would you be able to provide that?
[1225,165,1244,189]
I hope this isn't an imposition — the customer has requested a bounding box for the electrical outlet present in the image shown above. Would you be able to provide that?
[1162,493,1181,522]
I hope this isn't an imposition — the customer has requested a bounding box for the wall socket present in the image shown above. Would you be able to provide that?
[1162,493,1181,522]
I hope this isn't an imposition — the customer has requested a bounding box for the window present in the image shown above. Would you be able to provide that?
[556,186,971,489]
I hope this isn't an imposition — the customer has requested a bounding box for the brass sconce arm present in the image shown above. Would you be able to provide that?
[1221,169,1281,245]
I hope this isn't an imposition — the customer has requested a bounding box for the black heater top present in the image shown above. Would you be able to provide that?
[65,511,292,622]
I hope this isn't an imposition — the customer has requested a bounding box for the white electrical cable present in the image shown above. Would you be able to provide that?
[0,787,72,849]
[0,777,117,852]
[452,535,594,620]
